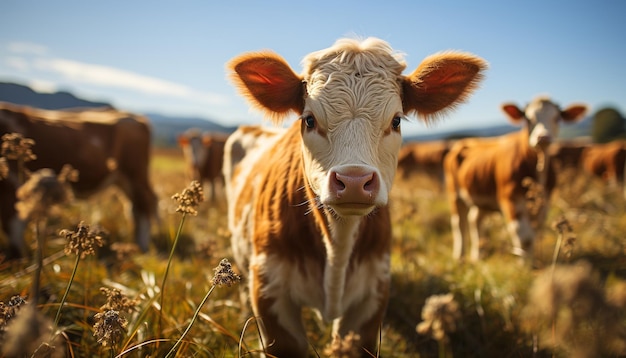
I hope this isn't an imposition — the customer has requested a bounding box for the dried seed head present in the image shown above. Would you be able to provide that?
[171,180,204,216]
[1,303,63,358]
[92,310,128,347]
[523,261,626,356]
[99,287,139,313]
[416,293,461,343]
[323,331,362,358]
[1,133,37,162]
[60,221,105,258]
[0,295,27,338]
[58,164,79,183]
[211,258,241,287]
[552,215,577,259]
[522,177,545,220]
[15,168,74,220]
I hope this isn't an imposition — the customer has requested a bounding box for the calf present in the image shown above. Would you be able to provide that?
[396,140,450,185]
[177,129,229,201]
[225,37,487,356]
[0,102,158,258]
[444,96,587,262]
[582,140,626,189]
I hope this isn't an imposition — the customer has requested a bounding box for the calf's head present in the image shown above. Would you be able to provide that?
[502,96,587,150]
[228,38,487,217]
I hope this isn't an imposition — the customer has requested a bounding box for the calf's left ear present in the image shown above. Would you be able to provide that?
[402,52,488,122]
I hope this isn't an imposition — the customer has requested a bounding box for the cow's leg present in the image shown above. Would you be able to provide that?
[7,216,27,258]
[467,205,484,261]
[451,197,468,260]
[333,280,389,357]
[1,182,27,258]
[501,199,534,261]
[129,184,158,252]
[251,276,308,357]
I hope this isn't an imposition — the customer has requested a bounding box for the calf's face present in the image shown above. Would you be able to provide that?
[300,50,405,216]
[502,97,588,150]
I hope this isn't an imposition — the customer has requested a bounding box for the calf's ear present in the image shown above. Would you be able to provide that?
[402,52,487,123]
[227,52,305,123]
[501,104,526,124]
[561,104,587,123]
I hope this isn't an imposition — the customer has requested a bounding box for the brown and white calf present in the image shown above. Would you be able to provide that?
[582,140,626,190]
[177,129,229,201]
[0,102,158,258]
[444,96,587,262]
[224,37,486,356]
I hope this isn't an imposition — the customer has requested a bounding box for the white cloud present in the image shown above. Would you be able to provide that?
[5,56,30,71]
[32,57,229,105]
[28,79,58,93]
[7,42,48,55]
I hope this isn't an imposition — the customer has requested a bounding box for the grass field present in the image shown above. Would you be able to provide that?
[1,146,625,357]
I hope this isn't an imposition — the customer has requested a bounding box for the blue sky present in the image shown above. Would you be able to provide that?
[1,1,624,136]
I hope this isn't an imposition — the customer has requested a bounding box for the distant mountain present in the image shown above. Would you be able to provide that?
[0,81,112,109]
[146,112,237,147]
[0,81,236,147]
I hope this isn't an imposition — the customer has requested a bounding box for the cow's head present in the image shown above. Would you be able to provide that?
[228,37,487,217]
[502,96,587,150]
[177,129,205,179]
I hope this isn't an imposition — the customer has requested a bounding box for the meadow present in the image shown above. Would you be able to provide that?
[1,146,625,357]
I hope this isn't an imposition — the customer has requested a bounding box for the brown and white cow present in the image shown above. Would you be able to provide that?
[581,140,626,190]
[224,37,487,356]
[177,129,229,202]
[444,96,587,262]
[0,102,158,258]
[396,140,450,184]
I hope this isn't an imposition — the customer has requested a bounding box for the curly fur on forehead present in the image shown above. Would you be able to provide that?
[301,38,407,122]
[301,37,407,81]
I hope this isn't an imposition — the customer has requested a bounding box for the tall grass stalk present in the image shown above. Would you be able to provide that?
[164,284,216,357]
[52,254,81,331]
[158,213,187,334]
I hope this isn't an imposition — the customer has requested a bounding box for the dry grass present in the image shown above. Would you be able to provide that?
[0,148,625,357]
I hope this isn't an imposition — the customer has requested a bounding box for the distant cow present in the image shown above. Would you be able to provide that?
[224,37,487,356]
[444,96,587,262]
[582,140,626,189]
[0,102,158,258]
[548,140,590,171]
[396,140,450,184]
[177,129,229,202]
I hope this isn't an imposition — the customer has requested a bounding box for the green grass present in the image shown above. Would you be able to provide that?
[1,151,625,357]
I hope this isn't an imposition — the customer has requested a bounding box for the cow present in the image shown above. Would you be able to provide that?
[396,140,450,185]
[224,37,487,357]
[581,140,626,191]
[443,96,587,262]
[548,139,590,172]
[0,102,158,258]
[177,129,229,202]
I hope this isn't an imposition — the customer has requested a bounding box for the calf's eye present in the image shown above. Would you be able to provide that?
[303,115,316,129]
[391,116,401,130]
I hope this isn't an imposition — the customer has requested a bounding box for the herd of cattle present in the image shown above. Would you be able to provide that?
[1,37,625,356]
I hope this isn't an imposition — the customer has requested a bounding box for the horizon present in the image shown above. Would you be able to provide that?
[1,1,625,137]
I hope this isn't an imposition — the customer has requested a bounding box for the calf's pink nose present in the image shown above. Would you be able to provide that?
[329,168,379,204]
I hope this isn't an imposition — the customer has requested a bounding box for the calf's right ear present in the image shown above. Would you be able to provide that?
[501,104,526,124]
[227,52,305,123]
